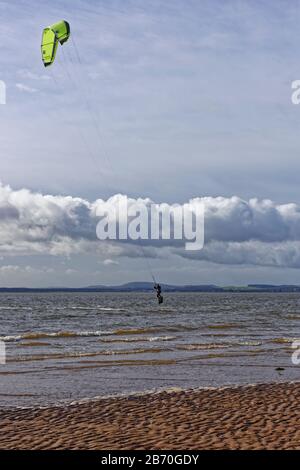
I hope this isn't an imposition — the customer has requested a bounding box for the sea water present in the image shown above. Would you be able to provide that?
[0,292,299,407]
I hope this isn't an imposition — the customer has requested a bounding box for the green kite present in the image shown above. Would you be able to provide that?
[41,20,70,67]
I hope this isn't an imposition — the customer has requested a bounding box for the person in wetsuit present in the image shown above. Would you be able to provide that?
[154,283,163,304]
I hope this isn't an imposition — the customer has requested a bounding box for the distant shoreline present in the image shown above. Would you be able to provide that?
[1,283,300,293]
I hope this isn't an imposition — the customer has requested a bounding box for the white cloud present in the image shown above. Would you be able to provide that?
[0,264,54,275]
[65,268,78,275]
[1,184,300,268]
[0,265,22,273]
[103,258,119,266]
[15,83,37,93]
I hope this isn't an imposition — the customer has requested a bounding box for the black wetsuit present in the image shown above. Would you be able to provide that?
[155,284,161,296]
[154,284,163,304]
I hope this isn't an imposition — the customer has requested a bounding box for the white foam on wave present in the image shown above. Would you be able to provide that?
[0,330,114,342]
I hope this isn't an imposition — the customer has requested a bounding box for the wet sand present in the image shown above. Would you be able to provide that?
[0,382,299,450]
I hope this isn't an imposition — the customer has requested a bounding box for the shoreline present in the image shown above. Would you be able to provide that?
[2,379,299,411]
[0,381,299,449]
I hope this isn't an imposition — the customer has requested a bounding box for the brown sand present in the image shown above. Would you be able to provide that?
[0,382,299,450]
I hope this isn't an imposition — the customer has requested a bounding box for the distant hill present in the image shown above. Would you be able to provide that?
[86,282,223,292]
[0,283,300,293]
[248,284,300,292]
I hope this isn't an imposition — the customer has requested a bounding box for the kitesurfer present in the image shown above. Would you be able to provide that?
[154,283,163,304]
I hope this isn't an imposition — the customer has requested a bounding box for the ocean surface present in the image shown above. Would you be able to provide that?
[0,292,299,407]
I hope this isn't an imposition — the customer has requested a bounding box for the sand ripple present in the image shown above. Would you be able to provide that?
[0,382,299,450]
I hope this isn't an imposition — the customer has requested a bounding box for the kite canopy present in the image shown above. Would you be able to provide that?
[41,20,70,67]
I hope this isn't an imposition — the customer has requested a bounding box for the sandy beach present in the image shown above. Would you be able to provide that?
[0,382,299,450]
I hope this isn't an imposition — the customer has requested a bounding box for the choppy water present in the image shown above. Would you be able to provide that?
[0,292,299,407]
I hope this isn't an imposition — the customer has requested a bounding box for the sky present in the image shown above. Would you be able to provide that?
[1,0,300,286]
